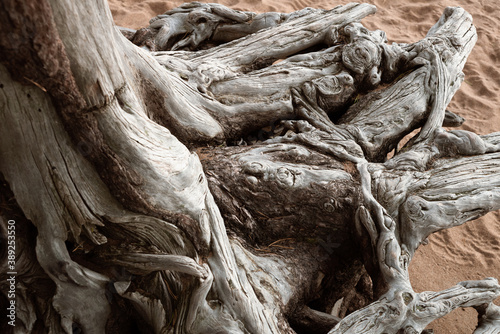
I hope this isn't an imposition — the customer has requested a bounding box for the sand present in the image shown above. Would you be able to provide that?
[108,0,500,332]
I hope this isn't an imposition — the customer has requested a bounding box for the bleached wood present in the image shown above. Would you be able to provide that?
[1,1,499,334]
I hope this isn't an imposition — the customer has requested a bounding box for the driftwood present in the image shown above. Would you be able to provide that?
[0,1,499,333]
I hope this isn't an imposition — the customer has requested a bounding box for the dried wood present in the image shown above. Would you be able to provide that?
[0,1,499,333]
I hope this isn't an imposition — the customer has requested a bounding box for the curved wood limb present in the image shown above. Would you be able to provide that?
[329,278,500,334]
[133,3,318,51]
[474,302,500,334]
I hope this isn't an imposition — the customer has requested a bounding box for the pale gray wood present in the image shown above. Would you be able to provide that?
[1,1,499,334]
[475,303,500,334]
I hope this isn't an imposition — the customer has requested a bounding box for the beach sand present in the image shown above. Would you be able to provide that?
[108,0,500,332]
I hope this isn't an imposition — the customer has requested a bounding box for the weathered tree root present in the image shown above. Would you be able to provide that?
[1,1,499,333]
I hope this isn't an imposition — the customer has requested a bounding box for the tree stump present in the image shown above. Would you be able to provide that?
[0,1,499,333]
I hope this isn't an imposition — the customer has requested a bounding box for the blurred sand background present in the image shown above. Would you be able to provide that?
[108,0,500,332]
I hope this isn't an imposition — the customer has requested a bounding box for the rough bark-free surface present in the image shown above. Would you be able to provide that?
[1,1,499,333]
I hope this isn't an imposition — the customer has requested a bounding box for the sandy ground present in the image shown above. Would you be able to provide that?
[108,0,500,332]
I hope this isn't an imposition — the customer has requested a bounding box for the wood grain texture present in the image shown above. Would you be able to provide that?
[1,1,499,333]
